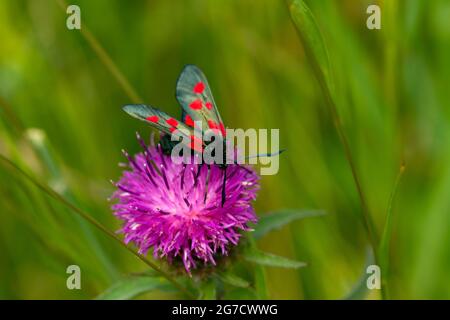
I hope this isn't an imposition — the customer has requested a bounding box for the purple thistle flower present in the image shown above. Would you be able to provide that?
[111,134,259,273]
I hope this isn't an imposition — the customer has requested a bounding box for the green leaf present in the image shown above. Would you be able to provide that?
[96,276,172,300]
[198,280,217,300]
[219,273,250,288]
[344,247,375,300]
[244,249,307,269]
[253,209,325,240]
[223,287,256,300]
[288,0,333,92]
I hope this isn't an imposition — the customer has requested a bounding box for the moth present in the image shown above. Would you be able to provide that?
[123,65,282,206]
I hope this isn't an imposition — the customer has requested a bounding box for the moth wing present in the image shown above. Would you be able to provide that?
[176,65,226,137]
[123,104,201,150]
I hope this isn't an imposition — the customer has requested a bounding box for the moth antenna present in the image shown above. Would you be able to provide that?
[231,150,285,172]
[244,149,286,160]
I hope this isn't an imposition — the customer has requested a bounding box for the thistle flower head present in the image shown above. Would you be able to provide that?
[111,133,259,273]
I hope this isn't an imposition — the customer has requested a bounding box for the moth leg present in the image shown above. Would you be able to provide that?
[221,165,227,207]
[194,162,203,188]
[179,163,187,191]
[203,164,211,204]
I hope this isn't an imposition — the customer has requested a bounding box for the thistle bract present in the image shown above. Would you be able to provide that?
[111,134,259,273]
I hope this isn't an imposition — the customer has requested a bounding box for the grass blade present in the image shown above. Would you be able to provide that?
[26,128,119,280]
[287,0,378,250]
[344,247,375,300]
[287,0,333,92]
[55,0,143,103]
[378,163,406,299]
[0,153,194,299]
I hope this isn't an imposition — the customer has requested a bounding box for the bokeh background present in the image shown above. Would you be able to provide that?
[1,0,449,299]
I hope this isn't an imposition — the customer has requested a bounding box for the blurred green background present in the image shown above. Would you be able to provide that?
[1,0,449,299]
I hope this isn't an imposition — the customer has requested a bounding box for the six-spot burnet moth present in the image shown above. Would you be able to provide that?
[123,65,283,206]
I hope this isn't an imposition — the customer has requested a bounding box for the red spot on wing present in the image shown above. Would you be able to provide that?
[190,135,203,152]
[169,127,177,133]
[208,120,223,136]
[193,81,205,94]
[184,114,194,127]
[146,115,159,123]
[189,99,203,110]
[166,118,178,127]
[208,120,219,130]
[205,102,213,110]
[219,122,226,137]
